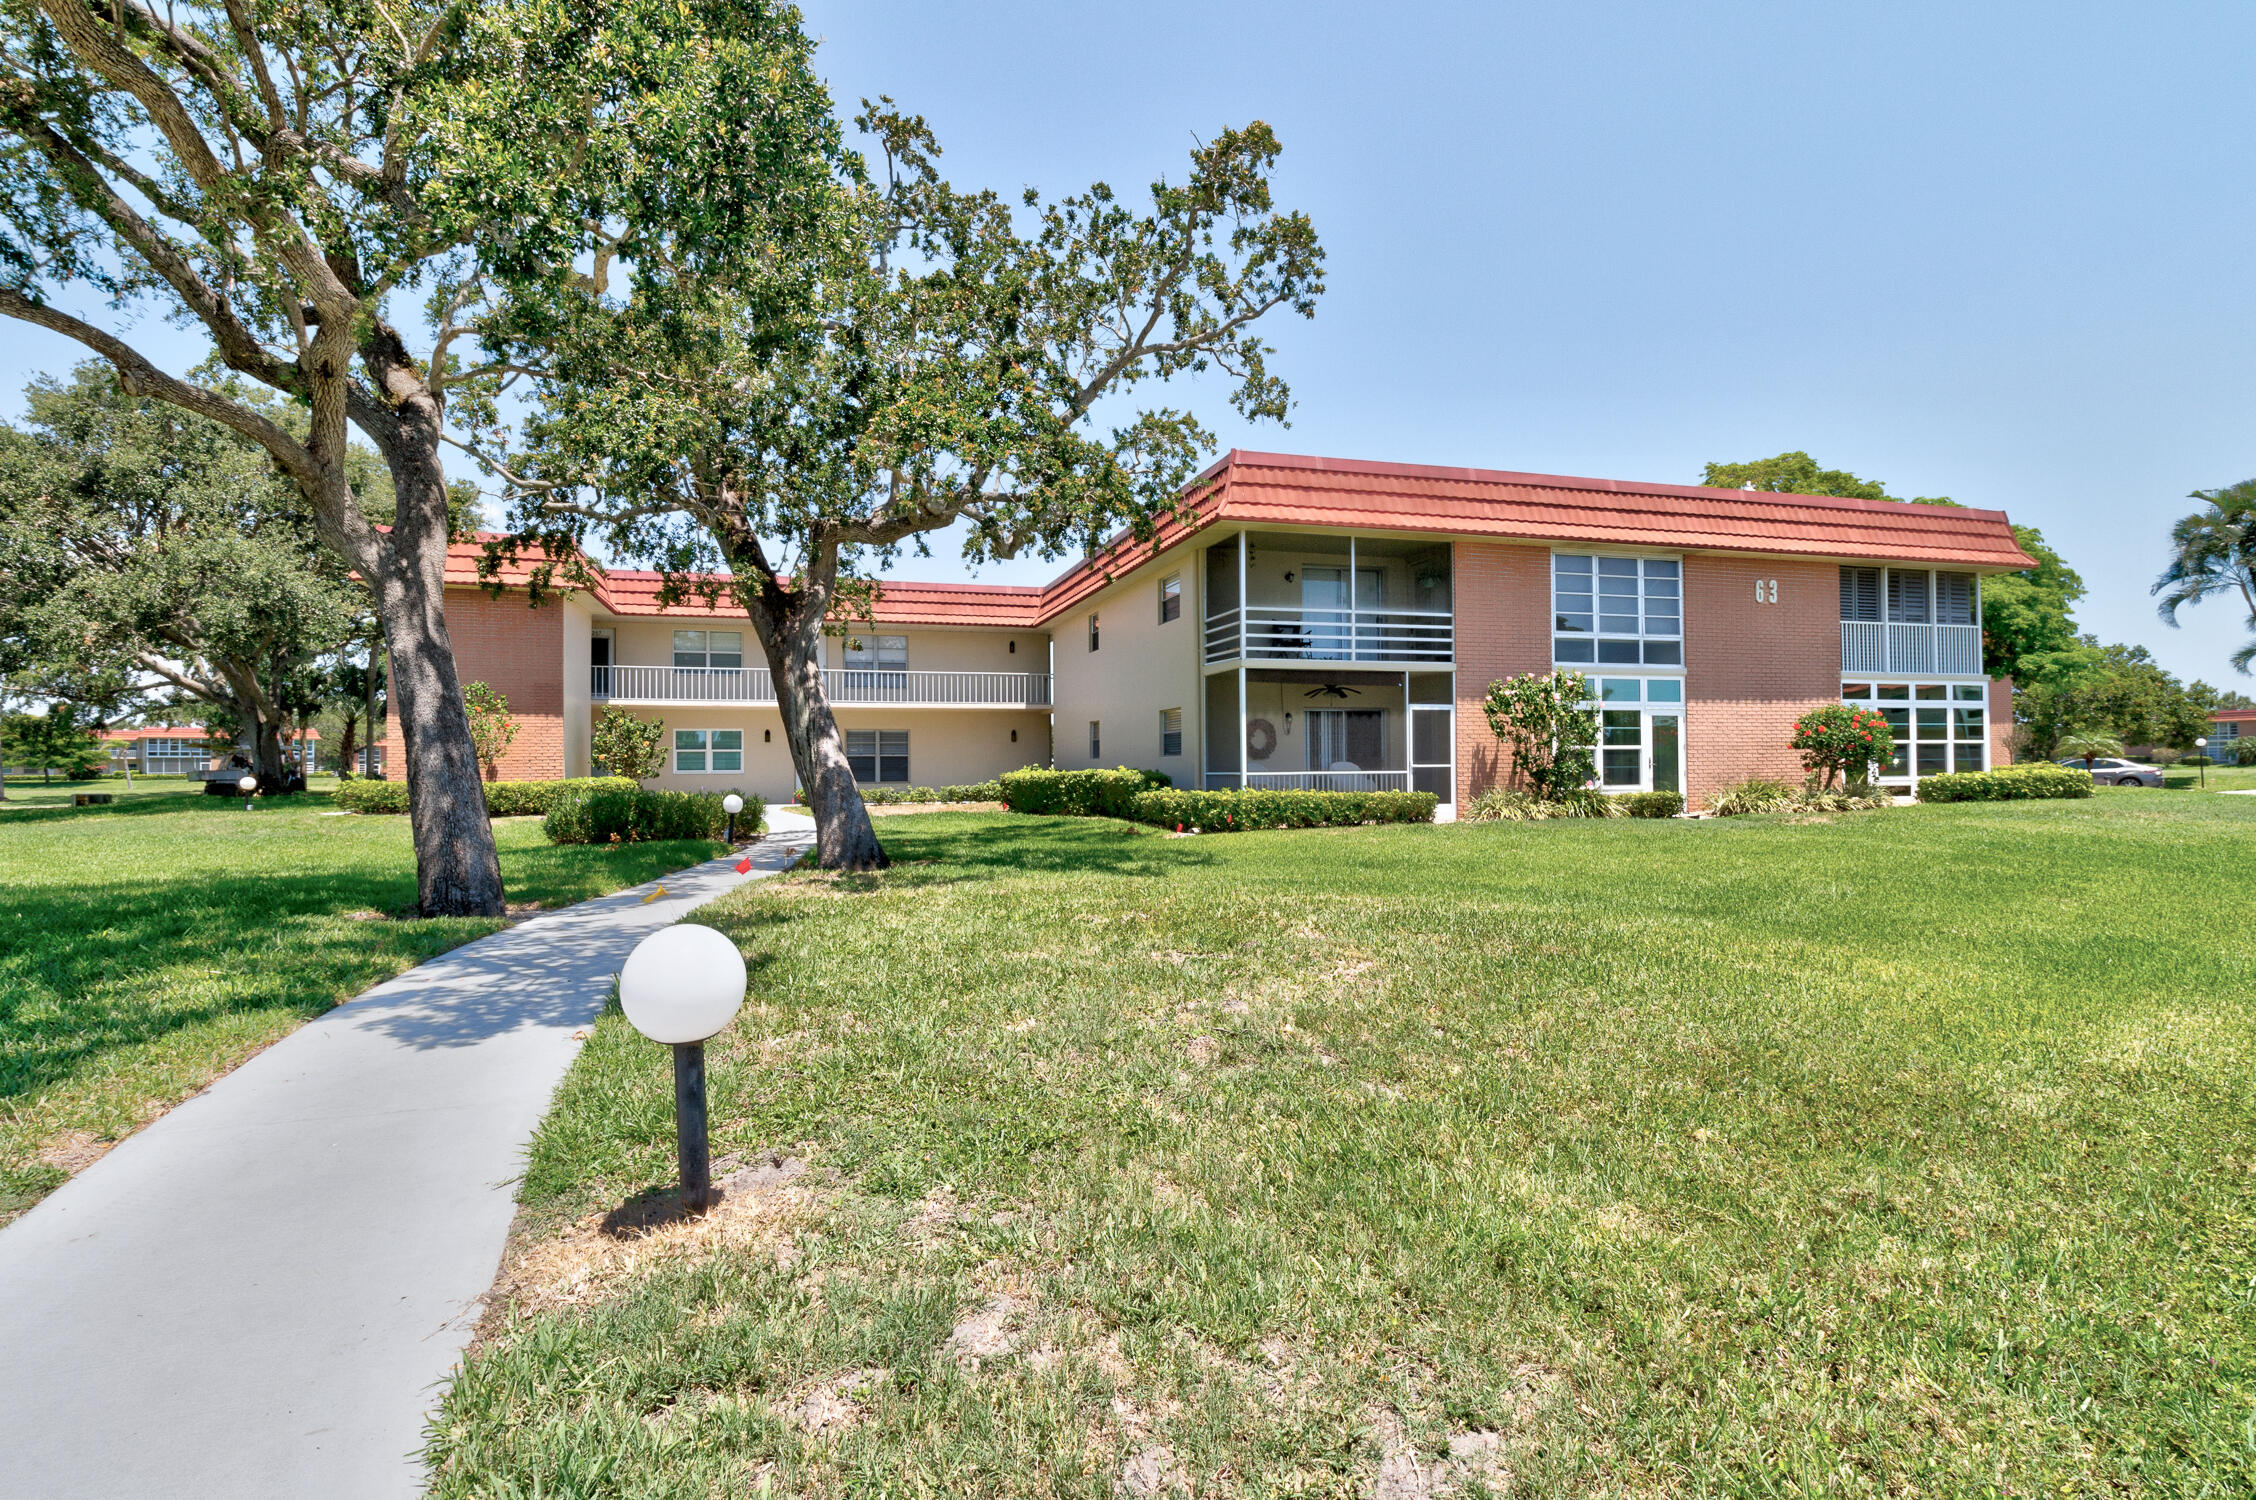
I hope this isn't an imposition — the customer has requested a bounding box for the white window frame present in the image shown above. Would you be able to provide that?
[1840,681,1986,782]
[671,727,744,774]
[1088,612,1101,652]
[845,728,909,784]
[1553,552,1683,668]
[1089,719,1102,759]
[1578,675,1687,794]
[1159,707,1183,758]
[672,629,745,670]
[1159,573,1182,624]
[841,633,907,669]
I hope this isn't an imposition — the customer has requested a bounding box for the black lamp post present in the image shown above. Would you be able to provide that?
[2195,737,2208,790]
[722,792,743,844]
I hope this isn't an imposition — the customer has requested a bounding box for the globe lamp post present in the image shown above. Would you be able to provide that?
[722,793,744,844]
[619,923,745,1210]
[2196,737,2207,789]
[237,772,258,812]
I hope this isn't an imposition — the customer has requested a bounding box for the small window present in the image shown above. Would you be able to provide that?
[843,634,907,669]
[673,728,708,773]
[1088,613,1100,652]
[711,729,743,773]
[1159,574,1182,624]
[1089,720,1102,759]
[672,630,743,670]
[845,729,910,783]
[1160,707,1183,757]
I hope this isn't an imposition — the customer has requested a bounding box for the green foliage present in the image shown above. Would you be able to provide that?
[1613,790,1685,818]
[2153,478,2256,672]
[1463,787,1618,821]
[543,788,729,845]
[1481,670,1598,797]
[2015,642,2214,759]
[799,782,1006,806]
[2239,741,2256,767]
[334,776,636,818]
[461,683,520,780]
[1981,524,2085,680]
[2054,730,2126,767]
[2,707,105,781]
[997,768,1172,818]
[1707,777,1800,816]
[1701,451,1957,508]
[1789,704,1895,790]
[589,709,669,783]
[1917,765,2094,803]
[1124,788,1436,832]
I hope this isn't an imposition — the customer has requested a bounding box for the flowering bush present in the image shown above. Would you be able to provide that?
[1789,704,1895,790]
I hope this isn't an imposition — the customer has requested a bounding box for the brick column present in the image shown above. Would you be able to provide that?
[1451,541,1553,804]
[1682,555,1840,808]
[1988,677,2015,768]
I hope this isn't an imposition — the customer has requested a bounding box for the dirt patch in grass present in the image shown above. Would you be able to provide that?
[35,1129,111,1174]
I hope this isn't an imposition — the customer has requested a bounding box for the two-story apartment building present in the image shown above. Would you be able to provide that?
[384,450,2034,812]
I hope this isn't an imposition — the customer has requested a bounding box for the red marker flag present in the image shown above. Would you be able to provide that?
[734,857,752,874]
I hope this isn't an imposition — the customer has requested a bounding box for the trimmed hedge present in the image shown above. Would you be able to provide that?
[542,787,735,844]
[332,775,638,817]
[1613,790,1685,818]
[793,781,1007,807]
[998,766,1172,817]
[1125,787,1437,832]
[1916,764,2093,803]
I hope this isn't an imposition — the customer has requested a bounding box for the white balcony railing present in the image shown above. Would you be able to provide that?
[594,665,1052,708]
[1841,621,1982,677]
[1206,770,1412,792]
[1203,606,1453,665]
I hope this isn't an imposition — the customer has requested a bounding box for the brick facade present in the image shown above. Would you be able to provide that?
[381,586,567,783]
[1452,541,1553,804]
[1682,555,1842,807]
[1988,678,2015,770]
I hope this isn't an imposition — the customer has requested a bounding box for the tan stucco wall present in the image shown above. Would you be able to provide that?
[1049,551,1201,775]
[601,619,1045,674]
[561,597,594,777]
[619,705,1050,803]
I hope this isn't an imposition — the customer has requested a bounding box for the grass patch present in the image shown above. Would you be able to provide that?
[0,785,723,1222]
[432,798,2256,1496]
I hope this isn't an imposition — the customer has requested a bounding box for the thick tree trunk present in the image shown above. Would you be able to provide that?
[378,567,506,915]
[252,715,286,782]
[336,710,359,780]
[736,565,885,871]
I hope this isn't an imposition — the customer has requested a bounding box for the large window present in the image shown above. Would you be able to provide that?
[845,729,909,783]
[673,728,743,773]
[1554,554,1681,666]
[1579,676,1683,792]
[1306,709,1383,771]
[672,630,743,670]
[1840,682,1985,778]
[841,634,907,668]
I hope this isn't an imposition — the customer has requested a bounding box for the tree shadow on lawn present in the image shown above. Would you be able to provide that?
[868,814,1214,883]
[0,839,724,1100]
[0,787,308,822]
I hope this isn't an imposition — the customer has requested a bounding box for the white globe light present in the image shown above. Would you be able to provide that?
[722,794,744,814]
[237,774,258,792]
[619,923,745,1044]
[2196,737,2208,747]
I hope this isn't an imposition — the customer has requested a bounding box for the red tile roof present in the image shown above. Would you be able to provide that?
[2210,708,2256,724]
[441,450,2039,627]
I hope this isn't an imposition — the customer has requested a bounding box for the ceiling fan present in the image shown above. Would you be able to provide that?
[1303,682,1362,699]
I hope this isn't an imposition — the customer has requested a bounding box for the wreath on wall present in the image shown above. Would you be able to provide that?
[1246,717,1278,760]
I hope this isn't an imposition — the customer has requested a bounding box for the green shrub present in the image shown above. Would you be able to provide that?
[1708,777,1799,816]
[940,781,1005,802]
[1917,764,2093,803]
[998,766,1172,817]
[1125,787,1436,832]
[333,775,636,818]
[2238,741,2256,767]
[543,787,730,844]
[1613,790,1685,818]
[793,781,1006,807]
[1464,787,1617,822]
[2181,754,2212,768]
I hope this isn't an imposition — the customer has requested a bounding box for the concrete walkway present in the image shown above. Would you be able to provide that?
[0,811,816,1499]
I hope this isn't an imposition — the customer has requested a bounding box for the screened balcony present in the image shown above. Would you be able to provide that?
[1202,668,1456,798]
[1202,533,1453,666]
[1840,566,1983,676]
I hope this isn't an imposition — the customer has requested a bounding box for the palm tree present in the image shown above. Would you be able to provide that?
[2056,729,2125,771]
[2154,479,2256,672]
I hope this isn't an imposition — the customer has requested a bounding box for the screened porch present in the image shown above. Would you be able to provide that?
[1202,667,1455,799]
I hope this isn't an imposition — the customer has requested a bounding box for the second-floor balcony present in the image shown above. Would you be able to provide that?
[593,665,1052,709]
[1841,621,1982,677]
[1202,606,1454,665]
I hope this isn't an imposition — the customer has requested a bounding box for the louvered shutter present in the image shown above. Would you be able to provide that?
[1839,567,1881,622]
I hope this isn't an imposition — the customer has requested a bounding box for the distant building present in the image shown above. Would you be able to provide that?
[2207,708,2256,762]
[102,726,325,776]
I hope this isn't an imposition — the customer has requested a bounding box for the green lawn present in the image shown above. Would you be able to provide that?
[2163,762,2256,792]
[430,796,2256,1498]
[0,787,724,1221]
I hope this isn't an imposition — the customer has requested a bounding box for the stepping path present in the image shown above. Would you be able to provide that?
[0,810,816,1499]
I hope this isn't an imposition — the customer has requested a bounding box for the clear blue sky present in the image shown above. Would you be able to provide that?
[5,1,2251,685]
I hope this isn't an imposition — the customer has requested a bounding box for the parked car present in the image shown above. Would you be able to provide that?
[2056,756,2162,787]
